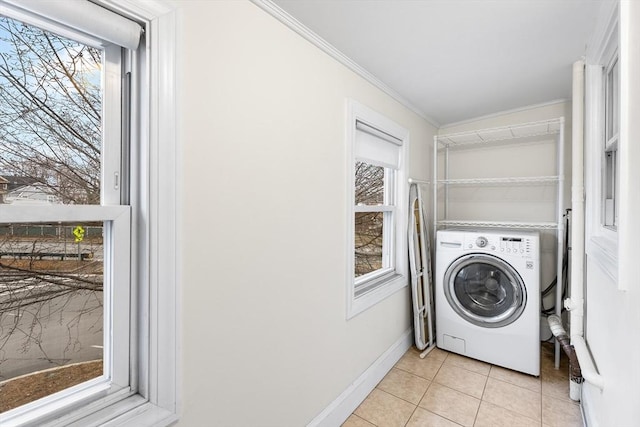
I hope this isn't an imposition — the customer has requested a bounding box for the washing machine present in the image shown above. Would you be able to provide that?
[435,229,540,376]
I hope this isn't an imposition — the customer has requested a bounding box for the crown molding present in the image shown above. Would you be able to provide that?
[250,0,440,128]
[440,99,570,130]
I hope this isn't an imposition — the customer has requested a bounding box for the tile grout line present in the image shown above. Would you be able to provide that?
[353,345,574,427]
[401,399,419,427]
[471,364,492,427]
[411,380,467,427]
[410,353,469,427]
[372,384,420,408]
[401,352,447,427]
[413,353,443,423]
[351,413,377,427]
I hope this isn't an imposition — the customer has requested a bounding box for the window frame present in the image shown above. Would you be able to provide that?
[0,1,179,425]
[585,2,619,282]
[0,206,131,420]
[346,99,409,319]
[353,165,397,291]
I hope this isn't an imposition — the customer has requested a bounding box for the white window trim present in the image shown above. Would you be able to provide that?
[0,1,180,425]
[585,1,619,282]
[616,0,640,292]
[346,99,409,319]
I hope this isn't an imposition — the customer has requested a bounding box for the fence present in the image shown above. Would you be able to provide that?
[0,224,103,238]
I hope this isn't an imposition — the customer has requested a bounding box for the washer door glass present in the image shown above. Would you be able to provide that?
[444,254,526,328]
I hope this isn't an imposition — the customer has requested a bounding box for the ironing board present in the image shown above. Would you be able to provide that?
[408,183,436,358]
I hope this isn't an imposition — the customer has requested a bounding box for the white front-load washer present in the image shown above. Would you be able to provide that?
[435,229,540,376]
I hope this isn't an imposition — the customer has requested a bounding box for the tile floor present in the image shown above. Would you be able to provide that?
[344,343,583,427]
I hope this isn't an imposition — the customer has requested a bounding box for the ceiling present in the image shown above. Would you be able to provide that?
[271,0,605,126]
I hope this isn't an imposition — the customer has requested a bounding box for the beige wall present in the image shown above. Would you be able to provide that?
[176,1,434,425]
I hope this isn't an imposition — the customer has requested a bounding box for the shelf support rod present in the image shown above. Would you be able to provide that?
[555,117,566,369]
[433,135,438,240]
[444,145,450,220]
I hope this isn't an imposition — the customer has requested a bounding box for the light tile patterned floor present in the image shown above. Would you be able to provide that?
[344,343,583,427]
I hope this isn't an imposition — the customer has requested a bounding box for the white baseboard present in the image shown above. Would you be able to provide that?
[307,329,413,427]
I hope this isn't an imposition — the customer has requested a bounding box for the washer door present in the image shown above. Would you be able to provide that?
[443,254,526,328]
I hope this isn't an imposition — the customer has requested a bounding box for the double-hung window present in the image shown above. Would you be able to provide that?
[0,1,178,425]
[585,2,620,282]
[347,100,409,318]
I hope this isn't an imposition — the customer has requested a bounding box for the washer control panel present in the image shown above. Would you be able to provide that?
[499,236,532,256]
[463,233,533,257]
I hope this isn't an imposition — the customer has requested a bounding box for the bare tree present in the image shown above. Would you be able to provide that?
[354,161,385,276]
[0,16,102,204]
[0,15,105,395]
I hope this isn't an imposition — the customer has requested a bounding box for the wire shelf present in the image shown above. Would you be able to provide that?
[436,220,559,229]
[437,118,563,148]
[438,175,560,185]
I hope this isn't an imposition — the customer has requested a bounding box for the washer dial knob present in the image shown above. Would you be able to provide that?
[476,236,488,248]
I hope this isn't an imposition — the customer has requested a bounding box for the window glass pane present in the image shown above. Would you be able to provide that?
[0,15,103,205]
[355,161,384,205]
[603,54,619,229]
[607,57,619,140]
[604,151,616,227]
[355,212,383,277]
[604,151,615,200]
[0,221,104,413]
[0,13,108,412]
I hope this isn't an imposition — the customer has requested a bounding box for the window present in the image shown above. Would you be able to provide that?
[0,1,178,425]
[584,3,619,281]
[603,52,619,228]
[0,8,130,414]
[347,100,409,318]
[355,161,390,280]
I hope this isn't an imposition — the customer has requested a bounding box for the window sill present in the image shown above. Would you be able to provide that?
[94,400,177,427]
[355,270,398,297]
[347,274,408,319]
[1,387,176,427]
[56,396,177,427]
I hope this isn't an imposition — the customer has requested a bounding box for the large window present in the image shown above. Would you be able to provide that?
[0,8,130,413]
[0,1,178,425]
[347,100,409,318]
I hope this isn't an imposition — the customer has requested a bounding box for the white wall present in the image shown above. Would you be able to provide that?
[176,2,434,425]
[581,264,640,426]
[581,1,640,425]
